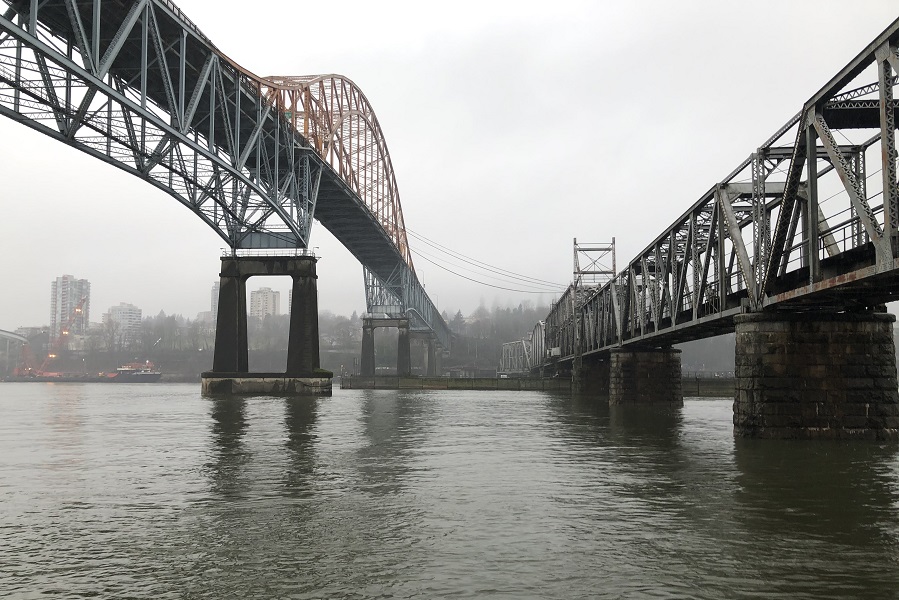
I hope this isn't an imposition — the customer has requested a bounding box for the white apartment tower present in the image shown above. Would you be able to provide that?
[211,281,220,321]
[105,303,143,346]
[50,275,90,340]
[250,287,280,319]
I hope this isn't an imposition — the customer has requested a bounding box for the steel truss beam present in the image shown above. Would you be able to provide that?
[543,17,899,362]
[0,2,313,247]
[0,0,448,345]
[363,266,450,348]
[499,339,531,375]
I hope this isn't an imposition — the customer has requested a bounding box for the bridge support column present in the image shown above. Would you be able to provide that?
[361,321,375,377]
[609,348,682,405]
[212,270,248,373]
[203,255,330,396]
[397,321,411,376]
[572,354,610,394]
[436,346,443,376]
[286,261,320,376]
[734,311,899,439]
[427,338,437,376]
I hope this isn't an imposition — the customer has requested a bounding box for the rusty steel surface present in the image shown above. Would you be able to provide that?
[260,75,411,268]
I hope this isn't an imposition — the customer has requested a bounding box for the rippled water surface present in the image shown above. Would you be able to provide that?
[2,384,899,598]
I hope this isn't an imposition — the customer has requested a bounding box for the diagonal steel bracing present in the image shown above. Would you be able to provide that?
[543,16,899,364]
[0,0,449,347]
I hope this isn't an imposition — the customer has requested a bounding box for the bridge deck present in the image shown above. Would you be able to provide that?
[5,0,407,288]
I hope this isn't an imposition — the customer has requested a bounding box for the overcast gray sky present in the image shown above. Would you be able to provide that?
[1,1,897,330]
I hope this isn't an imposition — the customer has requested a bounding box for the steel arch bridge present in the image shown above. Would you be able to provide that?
[0,0,449,346]
[541,16,899,368]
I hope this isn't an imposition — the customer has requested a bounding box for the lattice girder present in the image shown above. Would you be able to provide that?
[543,17,899,362]
[0,0,448,344]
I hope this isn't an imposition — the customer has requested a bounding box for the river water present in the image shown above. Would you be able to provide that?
[1,384,898,599]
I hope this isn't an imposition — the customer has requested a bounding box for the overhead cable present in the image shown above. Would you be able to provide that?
[405,227,566,288]
[411,249,566,295]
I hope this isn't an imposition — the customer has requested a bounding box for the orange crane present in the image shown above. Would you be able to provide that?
[13,342,39,376]
[36,296,88,376]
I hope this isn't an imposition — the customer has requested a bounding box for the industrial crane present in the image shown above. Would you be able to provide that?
[19,296,88,377]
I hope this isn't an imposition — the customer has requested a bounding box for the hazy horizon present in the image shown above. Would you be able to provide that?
[2,1,896,331]
[1,270,554,330]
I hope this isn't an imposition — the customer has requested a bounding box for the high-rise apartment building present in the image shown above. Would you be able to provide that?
[211,281,220,322]
[50,275,90,340]
[250,287,280,319]
[104,302,143,347]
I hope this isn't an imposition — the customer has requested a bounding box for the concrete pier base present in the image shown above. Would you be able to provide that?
[734,311,899,439]
[426,339,437,376]
[359,316,412,376]
[203,255,331,396]
[202,374,332,395]
[397,322,411,376]
[609,348,682,405]
[361,324,375,376]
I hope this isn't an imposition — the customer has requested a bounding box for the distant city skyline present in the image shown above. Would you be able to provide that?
[9,275,311,331]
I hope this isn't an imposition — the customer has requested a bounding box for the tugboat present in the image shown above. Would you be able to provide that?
[110,361,163,383]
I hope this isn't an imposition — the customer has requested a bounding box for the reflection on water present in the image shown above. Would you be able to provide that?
[731,438,899,597]
[206,396,250,506]
[43,384,90,472]
[283,396,318,495]
[734,438,899,538]
[1,385,898,598]
[356,390,435,496]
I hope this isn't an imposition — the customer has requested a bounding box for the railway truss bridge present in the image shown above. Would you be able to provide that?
[0,0,449,390]
[536,17,899,439]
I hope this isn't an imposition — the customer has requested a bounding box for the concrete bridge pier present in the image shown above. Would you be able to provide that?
[427,337,438,376]
[286,264,321,376]
[406,331,439,376]
[397,321,411,376]
[203,255,331,396]
[360,316,412,376]
[211,270,248,373]
[734,311,899,439]
[361,322,375,376]
[608,348,683,405]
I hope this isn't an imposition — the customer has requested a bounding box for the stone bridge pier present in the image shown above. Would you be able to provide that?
[734,310,899,439]
[609,348,683,405]
[573,348,683,405]
[202,255,331,395]
[361,319,440,377]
